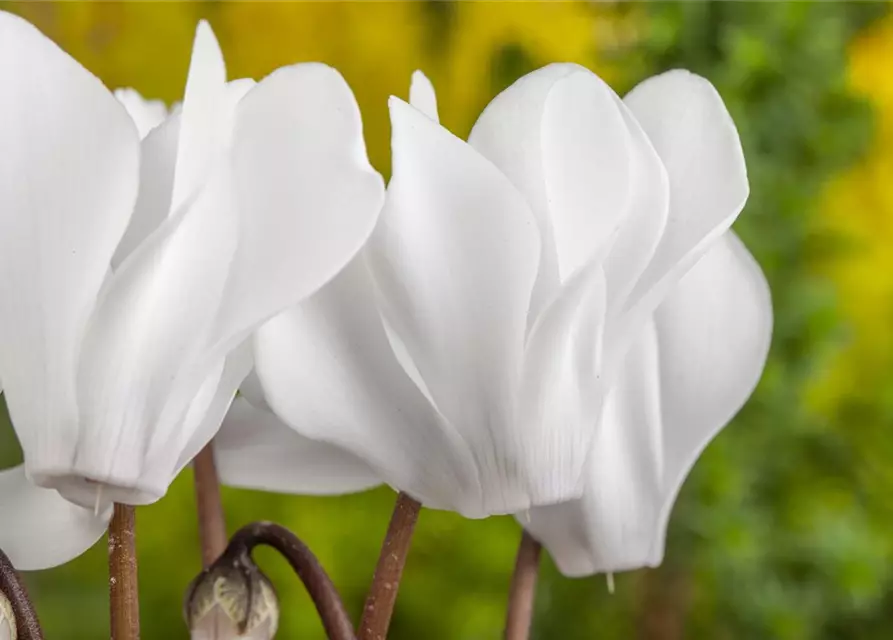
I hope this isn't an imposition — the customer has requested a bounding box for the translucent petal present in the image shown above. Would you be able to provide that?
[0,465,110,570]
[0,12,140,481]
[170,20,227,213]
[540,69,634,280]
[368,98,541,513]
[254,258,482,515]
[525,232,771,576]
[63,171,238,506]
[524,322,663,576]
[209,63,385,355]
[114,87,168,138]
[111,112,181,268]
[514,260,607,506]
[112,80,254,270]
[650,232,772,546]
[468,64,577,311]
[409,70,439,121]
[165,342,254,481]
[622,70,748,319]
[469,64,642,317]
[215,397,380,495]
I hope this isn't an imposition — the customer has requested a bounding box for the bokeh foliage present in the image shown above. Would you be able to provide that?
[0,1,891,638]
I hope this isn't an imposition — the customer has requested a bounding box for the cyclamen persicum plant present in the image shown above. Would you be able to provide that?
[0,12,770,640]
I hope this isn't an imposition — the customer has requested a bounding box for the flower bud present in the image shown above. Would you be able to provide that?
[0,592,15,640]
[184,553,278,640]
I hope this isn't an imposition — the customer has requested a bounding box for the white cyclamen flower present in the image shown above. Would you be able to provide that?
[522,234,771,576]
[511,69,771,576]
[0,8,383,541]
[241,64,758,521]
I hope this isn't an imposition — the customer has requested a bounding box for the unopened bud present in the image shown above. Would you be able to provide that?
[184,553,278,640]
[0,592,15,640]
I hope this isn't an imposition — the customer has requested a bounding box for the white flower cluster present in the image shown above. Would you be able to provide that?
[0,14,771,578]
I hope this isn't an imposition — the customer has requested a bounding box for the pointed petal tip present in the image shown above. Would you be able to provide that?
[113,87,168,138]
[189,17,225,78]
[194,18,216,43]
[388,94,409,112]
[388,96,428,143]
[409,70,439,122]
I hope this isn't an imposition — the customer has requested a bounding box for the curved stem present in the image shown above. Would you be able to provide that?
[109,504,140,640]
[227,521,356,640]
[193,443,228,567]
[358,492,421,640]
[0,548,44,640]
[504,530,542,640]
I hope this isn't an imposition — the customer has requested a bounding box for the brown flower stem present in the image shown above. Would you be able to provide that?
[109,503,140,640]
[193,443,228,567]
[225,521,356,640]
[637,566,690,640]
[0,547,44,640]
[503,530,542,640]
[358,492,422,640]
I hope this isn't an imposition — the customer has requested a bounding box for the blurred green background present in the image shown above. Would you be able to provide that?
[2,1,893,638]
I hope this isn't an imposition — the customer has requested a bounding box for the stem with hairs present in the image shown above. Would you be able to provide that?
[358,492,422,640]
[0,547,44,640]
[109,503,140,640]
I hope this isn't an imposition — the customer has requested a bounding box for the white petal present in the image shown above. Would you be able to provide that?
[238,370,270,411]
[524,321,664,576]
[254,257,482,514]
[208,63,385,355]
[469,64,641,316]
[164,342,254,480]
[111,80,255,270]
[514,260,607,505]
[170,20,227,213]
[368,98,542,514]
[215,397,380,495]
[525,231,771,576]
[0,465,110,570]
[599,106,669,313]
[409,70,439,121]
[111,112,180,268]
[651,231,772,541]
[623,70,748,318]
[596,106,670,378]
[0,12,140,479]
[62,171,238,506]
[468,65,575,307]
[540,68,635,281]
[114,87,168,138]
